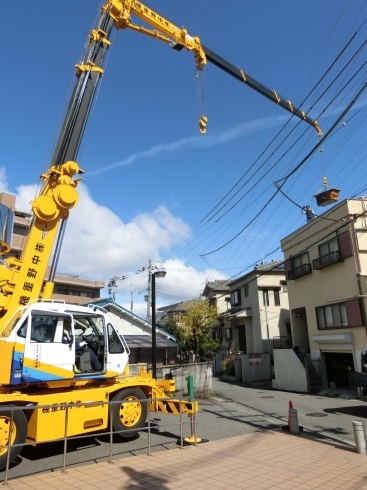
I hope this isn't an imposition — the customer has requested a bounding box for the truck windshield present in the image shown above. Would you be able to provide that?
[68,312,104,337]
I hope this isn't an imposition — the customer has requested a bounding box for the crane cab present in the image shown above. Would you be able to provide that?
[2,303,129,386]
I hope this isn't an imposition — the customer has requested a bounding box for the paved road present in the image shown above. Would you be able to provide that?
[2,377,366,482]
[211,377,367,444]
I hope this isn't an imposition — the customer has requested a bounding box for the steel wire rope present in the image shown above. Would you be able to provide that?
[200,10,364,224]
[212,130,315,223]
[202,28,366,225]
[202,81,367,257]
[323,113,367,189]
[274,107,367,220]
[213,49,367,224]
[160,101,365,282]
[157,17,367,269]
[317,103,367,174]
[211,133,318,273]
[275,78,367,186]
[164,124,319,275]
[159,22,366,264]
[203,65,363,231]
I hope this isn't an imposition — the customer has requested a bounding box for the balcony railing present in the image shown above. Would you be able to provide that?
[273,336,293,349]
[313,250,342,270]
[287,263,312,280]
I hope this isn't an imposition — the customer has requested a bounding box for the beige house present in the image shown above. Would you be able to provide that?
[0,191,104,305]
[204,264,289,379]
[276,198,367,392]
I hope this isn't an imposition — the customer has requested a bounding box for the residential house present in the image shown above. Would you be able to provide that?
[207,263,289,379]
[276,198,367,393]
[157,301,193,326]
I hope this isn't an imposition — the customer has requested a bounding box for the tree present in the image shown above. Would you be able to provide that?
[162,317,183,344]
[180,298,219,361]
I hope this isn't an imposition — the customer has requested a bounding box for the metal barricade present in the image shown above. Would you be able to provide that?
[0,395,198,486]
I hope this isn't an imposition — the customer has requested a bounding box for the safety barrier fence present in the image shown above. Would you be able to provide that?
[0,396,198,486]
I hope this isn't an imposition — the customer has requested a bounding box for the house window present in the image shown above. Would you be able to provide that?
[262,289,269,306]
[316,299,363,329]
[313,237,342,270]
[231,289,241,306]
[280,280,288,292]
[274,289,280,306]
[316,303,348,329]
[225,327,232,340]
[213,329,222,341]
[286,252,312,280]
[244,284,249,297]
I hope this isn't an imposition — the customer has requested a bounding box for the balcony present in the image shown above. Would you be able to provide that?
[313,250,342,270]
[287,263,312,280]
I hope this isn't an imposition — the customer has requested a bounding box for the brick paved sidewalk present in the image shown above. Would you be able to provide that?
[5,431,367,489]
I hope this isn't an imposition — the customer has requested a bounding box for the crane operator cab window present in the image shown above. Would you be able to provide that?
[30,315,60,343]
[71,313,106,374]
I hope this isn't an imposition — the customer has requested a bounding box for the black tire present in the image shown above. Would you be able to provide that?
[0,406,27,470]
[111,388,147,438]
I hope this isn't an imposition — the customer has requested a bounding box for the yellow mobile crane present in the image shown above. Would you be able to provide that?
[0,1,320,468]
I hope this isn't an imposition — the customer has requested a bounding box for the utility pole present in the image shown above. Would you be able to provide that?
[108,278,117,302]
[130,288,141,312]
[263,290,272,379]
[146,259,152,322]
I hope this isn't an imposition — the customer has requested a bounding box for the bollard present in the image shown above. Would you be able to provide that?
[185,374,195,402]
[288,408,299,434]
[353,421,367,454]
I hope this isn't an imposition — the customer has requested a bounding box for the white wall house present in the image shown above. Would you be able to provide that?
[204,264,289,380]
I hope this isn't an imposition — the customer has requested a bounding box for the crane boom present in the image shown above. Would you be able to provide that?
[103,0,322,135]
[202,46,322,136]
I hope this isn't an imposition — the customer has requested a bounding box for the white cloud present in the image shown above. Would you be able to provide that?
[58,184,192,279]
[15,184,38,213]
[11,179,225,309]
[89,116,283,176]
[0,167,9,193]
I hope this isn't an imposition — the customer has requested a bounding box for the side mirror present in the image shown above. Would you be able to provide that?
[62,334,74,346]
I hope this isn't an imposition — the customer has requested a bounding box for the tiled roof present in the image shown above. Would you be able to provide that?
[205,280,230,291]
[253,260,284,271]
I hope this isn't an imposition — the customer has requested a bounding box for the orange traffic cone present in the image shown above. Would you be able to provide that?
[288,400,293,426]
[282,399,303,432]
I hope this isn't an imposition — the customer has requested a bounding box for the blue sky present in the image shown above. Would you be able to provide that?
[1,1,367,314]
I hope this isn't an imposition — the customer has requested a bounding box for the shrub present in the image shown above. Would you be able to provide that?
[221,355,236,376]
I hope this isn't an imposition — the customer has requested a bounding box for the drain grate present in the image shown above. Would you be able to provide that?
[305,412,328,417]
[259,396,275,399]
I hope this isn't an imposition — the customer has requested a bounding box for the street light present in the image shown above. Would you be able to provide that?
[151,267,166,379]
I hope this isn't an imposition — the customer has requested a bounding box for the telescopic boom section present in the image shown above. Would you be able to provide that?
[0,11,115,334]
[203,46,322,136]
[103,0,321,136]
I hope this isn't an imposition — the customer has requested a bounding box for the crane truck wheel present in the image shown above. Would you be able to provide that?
[111,388,148,438]
[0,406,27,470]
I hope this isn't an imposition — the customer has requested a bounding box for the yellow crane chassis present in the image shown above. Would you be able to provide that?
[0,374,198,446]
